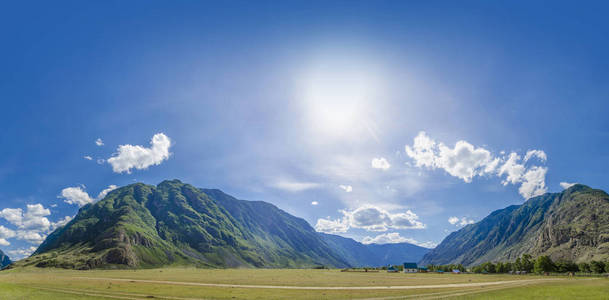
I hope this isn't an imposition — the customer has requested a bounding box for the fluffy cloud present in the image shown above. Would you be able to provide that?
[95,138,104,146]
[59,186,93,206]
[405,131,548,199]
[314,218,349,234]
[83,156,93,160]
[0,204,51,231]
[0,204,69,245]
[517,166,548,200]
[315,205,425,233]
[16,230,45,244]
[311,201,319,205]
[448,216,475,226]
[96,185,118,200]
[339,185,353,192]
[7,246,37,259]
[0,225,16,246]
[107,133,172,174]
[272,180,321,192]
[406,132,498,182]
[51,216,73,230]
[524,150,547,162]
[60,185,118,207]
[371,157,391,170]
[361,232,437,248]
[560,182,577,189]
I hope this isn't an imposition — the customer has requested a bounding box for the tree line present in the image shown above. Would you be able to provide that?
[465,254,608,274]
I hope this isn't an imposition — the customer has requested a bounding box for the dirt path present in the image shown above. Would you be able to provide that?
[73,277,563,290]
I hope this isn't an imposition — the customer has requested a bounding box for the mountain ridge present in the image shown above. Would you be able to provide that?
[15,180,427,269]
[420,184,609,266]
[25,180,349,269]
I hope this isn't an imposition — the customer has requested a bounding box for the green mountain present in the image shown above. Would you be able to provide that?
[0,249,10,269]
[320,233,430,267]
[420,184,609,266]
[20,180,349,269]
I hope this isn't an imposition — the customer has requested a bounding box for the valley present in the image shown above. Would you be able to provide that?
[1,267,607,299]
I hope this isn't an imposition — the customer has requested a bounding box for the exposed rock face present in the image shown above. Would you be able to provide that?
[420,185,609,266]
[22,180,350,269]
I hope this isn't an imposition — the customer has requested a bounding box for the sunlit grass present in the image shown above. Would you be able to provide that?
[0,267,607,299]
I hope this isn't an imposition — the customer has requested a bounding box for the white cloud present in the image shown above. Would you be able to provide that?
[60,185,118,207]
[371,157,391,170]
[83,156,93,160]
[96,185,118,200]
[16,230,46,244]
[0,204,73,246]
[0,204,57,245]
[59,186,93,206]
[0,225,16,246]
[362,232,408,244]
[51,216,73,230]
[314,218,349,234]
[311,201,319,205]
[0,208,23,227]
[560,182,577,189]
[339,185,353,192]
[95,138,104,146]
[361,232,437,248]
[7,246,37,259]
[405,132,498,183]
[524,150,547,163]
[315,205,425,233]
[448,216,475,227]
[518,166,548,199]
[107,133,172,174]
[0,204,51,232]
[96,159,105,165]
[272,180,321,192]
[498,153,526,185]
[405,131,548,199]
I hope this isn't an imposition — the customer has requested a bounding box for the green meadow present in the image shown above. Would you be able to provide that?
[0,267,607,299]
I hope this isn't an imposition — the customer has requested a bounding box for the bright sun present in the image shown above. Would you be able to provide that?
[299,62,381,140]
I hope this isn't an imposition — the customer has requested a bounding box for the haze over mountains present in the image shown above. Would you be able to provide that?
[421,184,609,266]
[14,180,429,269]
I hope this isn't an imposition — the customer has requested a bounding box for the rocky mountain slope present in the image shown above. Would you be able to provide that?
[21,180,349,269]
[420,184,609,266]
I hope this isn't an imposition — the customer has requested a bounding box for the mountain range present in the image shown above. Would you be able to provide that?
[320,233,430,266]
[13,180,608,270]
[14,180,429,269]
[420,184,609,266]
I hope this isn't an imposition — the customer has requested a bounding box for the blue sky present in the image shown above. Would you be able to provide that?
[1,1,609,258]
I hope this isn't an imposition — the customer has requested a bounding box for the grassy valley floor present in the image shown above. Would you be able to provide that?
[0,267,607,299]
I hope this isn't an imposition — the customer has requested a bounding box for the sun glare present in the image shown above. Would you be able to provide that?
[299,62,382,140]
